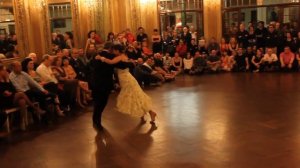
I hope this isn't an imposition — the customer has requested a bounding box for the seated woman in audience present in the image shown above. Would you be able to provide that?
[22,58,64,116]
[170,52,183,75]
[220,51,234,72]
[219,37,229,53]
[163,53,172,71]
[183,53,194,73]
[51,57,81,109]
[261,48,279,71]
[228,37,239,53]
[0,64,44,130]
[142,41,153,57]
[62,57,91,106]
[251,49,264,72]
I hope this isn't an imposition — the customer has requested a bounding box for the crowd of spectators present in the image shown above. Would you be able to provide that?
[1,20,300,134]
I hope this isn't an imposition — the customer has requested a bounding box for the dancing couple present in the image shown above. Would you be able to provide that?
[90,43,157,131]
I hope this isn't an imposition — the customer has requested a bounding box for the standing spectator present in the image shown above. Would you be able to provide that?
[151,29,162,53]
[265,24,278,53]
[136,27,148,43]
[0,34,8,54]
[247,26,256,47]
[198,37,208,55]
[234,47,249,72]
[237,23,249,48]
[284,32,298,53]
[181,26,192,50]
[280,46,295,71]
[84,30,97,57]
[255,21,267,49]
[261,48,279,71]
[207,50,221,72]
[64,32,74,49]
[275,22,285,55]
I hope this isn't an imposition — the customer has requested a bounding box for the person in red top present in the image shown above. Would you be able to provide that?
[125,28,135,44]
[142,41,153,56]
[176,39,187,57]
[280,46,295,71]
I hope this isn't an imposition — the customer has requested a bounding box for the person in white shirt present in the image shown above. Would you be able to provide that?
[36,54,64,116]
[261,48,279,71]
[183,52,194,73]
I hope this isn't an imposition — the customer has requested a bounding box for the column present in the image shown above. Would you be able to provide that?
[203,0,222,40]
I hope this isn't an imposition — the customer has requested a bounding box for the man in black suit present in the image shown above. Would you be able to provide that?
[69,48,87,81]
[89,42,114,131]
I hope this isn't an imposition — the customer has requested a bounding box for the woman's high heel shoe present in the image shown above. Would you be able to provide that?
[149,111,157,124]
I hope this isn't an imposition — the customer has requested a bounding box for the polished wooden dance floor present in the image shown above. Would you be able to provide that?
[1,73,300,168]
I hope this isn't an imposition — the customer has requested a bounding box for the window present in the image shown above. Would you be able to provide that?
[159,0,204,36]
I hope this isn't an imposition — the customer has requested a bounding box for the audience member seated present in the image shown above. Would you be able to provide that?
[176,39,187,57]
[207,37,220,53]
[190,51,207,75]
[134,57,163,86]
[62,57,91,107]
[25,53,39,70]
[296,48,300,70]
[142,41,153,57]
[261,48,279,71]
[9,61,56,117]
[51,57,78,110]
[126,45,140,60]
[36,55,64,116]
[251,49,264,72]
[162,53,172,71]
[233,47,249,72]
[170,52,183,75]
[280,46,295,71]
[220,51,234,72]
[69,48,87,81]
[189,39,199,56]
[153,53,175,80]
[183,53,193,73]
[207,50,221,72]
[0,64,45,130]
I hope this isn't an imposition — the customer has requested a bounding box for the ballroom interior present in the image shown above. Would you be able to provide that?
[1,0,300,168]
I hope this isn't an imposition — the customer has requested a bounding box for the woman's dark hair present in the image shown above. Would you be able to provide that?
[112,44,125,53]
[62,56,69,63]
[88,30,96,38]
[52,56,61,66]
[65,32,73,39]
[107,32,114,41]
[21,58,33,73]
